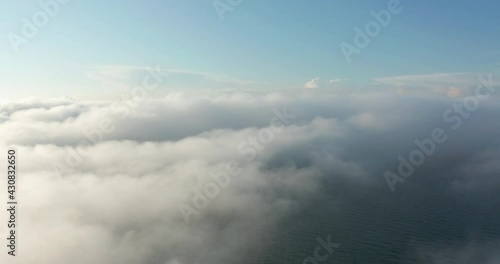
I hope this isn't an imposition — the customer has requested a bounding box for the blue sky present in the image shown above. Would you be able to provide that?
[1,0,500,98]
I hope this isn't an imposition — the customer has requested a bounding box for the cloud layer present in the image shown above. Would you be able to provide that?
[1,91,499,264]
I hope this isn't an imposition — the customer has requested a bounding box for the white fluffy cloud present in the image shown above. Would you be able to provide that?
[1,92,499,263]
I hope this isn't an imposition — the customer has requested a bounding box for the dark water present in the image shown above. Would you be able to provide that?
[247,177,500,264]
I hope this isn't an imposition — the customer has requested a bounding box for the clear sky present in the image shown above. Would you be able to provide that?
[1,0,500,98]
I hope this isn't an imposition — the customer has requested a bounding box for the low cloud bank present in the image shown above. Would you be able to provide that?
[1,92,499,263]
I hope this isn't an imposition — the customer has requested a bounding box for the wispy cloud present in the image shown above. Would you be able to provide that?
[304,77,321,89]
[86,65,256,93]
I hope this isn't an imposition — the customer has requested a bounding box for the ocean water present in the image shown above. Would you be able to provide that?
[247,179,500,264]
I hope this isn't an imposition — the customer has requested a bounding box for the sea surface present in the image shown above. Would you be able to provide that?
[246,177,500,264]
